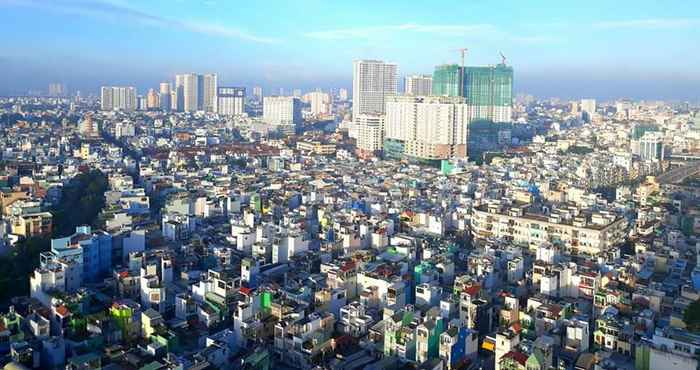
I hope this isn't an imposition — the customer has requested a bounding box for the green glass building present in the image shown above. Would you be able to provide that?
[432,63,514,109]
[432,64,462,97]
[463,64,513,109]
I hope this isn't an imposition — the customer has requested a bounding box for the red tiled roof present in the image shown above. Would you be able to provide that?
[55,305,71,317]
[464,284,481,297]
[340,261,356,272]
[510,321,522,334]
[502,351,528,366]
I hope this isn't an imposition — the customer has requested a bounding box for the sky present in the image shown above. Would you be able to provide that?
[1,0,699,100]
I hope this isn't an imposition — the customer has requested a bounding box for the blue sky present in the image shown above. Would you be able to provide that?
[1,0,699,100]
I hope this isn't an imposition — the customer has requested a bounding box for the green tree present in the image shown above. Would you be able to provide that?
[683,299,700,333]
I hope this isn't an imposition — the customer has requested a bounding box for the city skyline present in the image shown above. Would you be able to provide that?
[1,0,699,100]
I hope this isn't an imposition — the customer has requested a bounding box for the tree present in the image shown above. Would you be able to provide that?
[683,299,700,333]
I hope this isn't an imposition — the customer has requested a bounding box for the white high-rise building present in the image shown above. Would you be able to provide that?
[385,96,470,160]
[639,132,665,161]
[253,86,263,101]
[180,73,199,112]
[217,87,245,116]
[352,60,398,119]
[202,73,218,113]
[404,74,432,96]
[338,88,348,101]
[174,73,215,112]
[356,114,385,154]
[304,91,332,116]
[580,99,596,121]
[159,82,171,111]
[263,96,302,128]
[48,83,66,97]
[100,86,137,111]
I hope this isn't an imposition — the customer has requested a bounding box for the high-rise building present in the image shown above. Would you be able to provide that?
[159,82,171,111]
[432,63,513,123]
[580,99,596,122]
[179,73,199,112]
[217,87,245,116]
[48,83,66,97]
[639,132,664,161]
[404,74,432,96]
[356,114,385,156]
[253,86,263,101]
[339,88,348,102]
[293,89,302,98]
[384,96,470,161]
[146,89,160,110]
[432,64,462,97]
[170,90,178,111]
[352,60,398,119]
[174,74,186,111]
[202,73,218,113]
[173,73,215,112]
[137,96,148,111]
[100,86,137,111]
[263,96,302,128]
[304,91,332,116]
[462,65,513,123]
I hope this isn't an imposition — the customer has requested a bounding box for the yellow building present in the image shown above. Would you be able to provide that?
[296,141,336,155]
[11,212,53,238]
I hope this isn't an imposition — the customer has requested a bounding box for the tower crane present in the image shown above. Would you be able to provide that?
[451,48,468,96]
[499,51,507,66]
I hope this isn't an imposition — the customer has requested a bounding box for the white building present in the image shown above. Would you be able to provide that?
[253,86,263,101]
[176,73,197,112]
[338,88,348,101]
[385,96,470,160]
[115,121,135,138]
[352,60,398,118]
[217,87,245,116]
[100,86,136,111]
[202,73,218,112]
[404,74,432,96]
[355,114,385,154]
[580,98,596,121]
[639,132,665,161]
[263,96,302,128]
[304,91,332,116]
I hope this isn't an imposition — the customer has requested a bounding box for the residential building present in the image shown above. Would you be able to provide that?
[404,74,432,96]
[352,59,398,118]
[217,87,245,116]
[263,96,302,128]
[100,86,137,111]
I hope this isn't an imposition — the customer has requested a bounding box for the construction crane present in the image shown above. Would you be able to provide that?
[499,51,507,66]
[451,48,468,96]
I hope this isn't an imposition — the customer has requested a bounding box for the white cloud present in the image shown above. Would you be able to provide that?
[304,23,552,44]
[593,18,700,30]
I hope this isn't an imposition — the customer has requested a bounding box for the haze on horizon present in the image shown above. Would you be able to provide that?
[1,0,699,101]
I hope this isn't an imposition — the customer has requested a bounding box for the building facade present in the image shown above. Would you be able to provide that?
[352,60,398,119]
[384,96,470,161]
[405,74,433,96]
[100,86,137,112]
[217,87,245,116]
[356,114,385,156]
[263,97,302,128]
